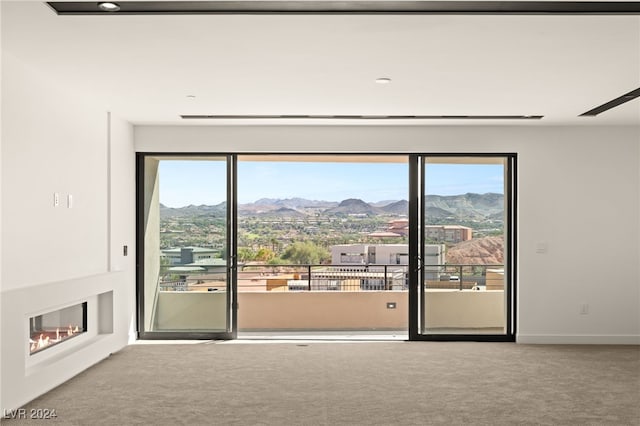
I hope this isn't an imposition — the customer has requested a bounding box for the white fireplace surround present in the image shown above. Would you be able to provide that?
[1,272,129,412]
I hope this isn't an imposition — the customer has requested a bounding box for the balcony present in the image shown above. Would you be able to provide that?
[153,264,506,334]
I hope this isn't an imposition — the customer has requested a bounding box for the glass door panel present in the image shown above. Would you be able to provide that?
[138,155,234,338]
[412,155,514,339]
[235,155,409,338]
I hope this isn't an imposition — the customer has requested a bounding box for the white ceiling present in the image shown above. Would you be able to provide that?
[2,1,640,125]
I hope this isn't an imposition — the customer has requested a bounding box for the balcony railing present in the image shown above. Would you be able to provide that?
[158,263,504,292]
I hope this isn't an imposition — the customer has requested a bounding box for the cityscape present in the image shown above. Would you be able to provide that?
[159,192,505,266]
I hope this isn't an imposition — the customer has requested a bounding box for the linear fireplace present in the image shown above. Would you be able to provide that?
[29,302,87,355]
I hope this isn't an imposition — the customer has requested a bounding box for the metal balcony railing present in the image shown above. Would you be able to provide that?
[158,263,504,292]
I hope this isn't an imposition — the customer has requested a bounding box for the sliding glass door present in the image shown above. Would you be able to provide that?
[409,155,515,340]
[137,155,236,339]
[136,153,515,341]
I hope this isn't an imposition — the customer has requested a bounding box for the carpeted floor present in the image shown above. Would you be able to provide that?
[3,341,639,425]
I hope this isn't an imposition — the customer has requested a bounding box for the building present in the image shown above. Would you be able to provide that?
[331,243,444,267]
[161,247,218,265]
[385,219,409,237]
[425,225,473,243]
[384,220,473,243]
[1,1,639,417]
[329,243,445,287]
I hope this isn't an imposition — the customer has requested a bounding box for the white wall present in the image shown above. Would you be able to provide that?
[2,55,108,287]
[109,114,137,342]
[136,124,640,344]
[0,2,4,412]
[0,51,136,411]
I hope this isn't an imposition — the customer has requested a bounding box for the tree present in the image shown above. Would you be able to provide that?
[255,247,275,262]
[281,241,330,265]
[270,237,281,252]
[238,247,256,262]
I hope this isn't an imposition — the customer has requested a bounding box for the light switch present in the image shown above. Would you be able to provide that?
[53,192,60,207]
[535,242,548,254]
[67,194,73,208]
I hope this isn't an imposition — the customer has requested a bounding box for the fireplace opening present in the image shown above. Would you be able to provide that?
[29,302,87,355]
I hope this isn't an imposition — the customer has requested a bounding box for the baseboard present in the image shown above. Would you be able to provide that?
[517,334,640,345]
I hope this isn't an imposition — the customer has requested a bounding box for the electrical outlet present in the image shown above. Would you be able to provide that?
[580,303,589,315]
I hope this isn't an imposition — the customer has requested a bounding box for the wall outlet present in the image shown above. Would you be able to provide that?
[580,303,589,315]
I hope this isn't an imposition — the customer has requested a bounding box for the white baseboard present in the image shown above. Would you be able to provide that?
[517,334,640,345]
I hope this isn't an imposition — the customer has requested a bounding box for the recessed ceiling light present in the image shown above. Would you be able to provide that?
[375,78,392,84]
[186,95,196,99]
[98,2,121,12]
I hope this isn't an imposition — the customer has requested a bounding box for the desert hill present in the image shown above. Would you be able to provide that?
[324,198,381,215]
[446,236,504,265]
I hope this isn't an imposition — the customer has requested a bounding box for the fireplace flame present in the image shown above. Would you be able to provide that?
[29,334,51,352]
[30,324,82,353]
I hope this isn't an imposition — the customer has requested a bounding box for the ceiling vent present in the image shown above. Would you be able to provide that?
[580,88,640,117]
[180,115,543,120]
[47,1,640,15]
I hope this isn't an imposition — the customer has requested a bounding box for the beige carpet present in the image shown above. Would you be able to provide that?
[3,341,639,425]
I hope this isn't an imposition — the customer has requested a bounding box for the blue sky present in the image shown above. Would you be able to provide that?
[159,160,504,207]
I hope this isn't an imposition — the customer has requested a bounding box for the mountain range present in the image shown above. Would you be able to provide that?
[160,193,503,220]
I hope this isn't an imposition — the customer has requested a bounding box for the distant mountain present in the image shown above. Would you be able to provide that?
[160,193,503,220]
[371,200,401,207]
[487,211,505,221]
[253,198,336,209]
[253,198,280,206]
[324,198,381,216]
[466,192,503,206]
[426,206,454,219]
[380,200,408,215]
[257,207,308,218]
[425,193,503,219]
[160,202,226,219]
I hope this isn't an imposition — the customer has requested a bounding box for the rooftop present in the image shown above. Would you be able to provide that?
[162,247,217,254]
